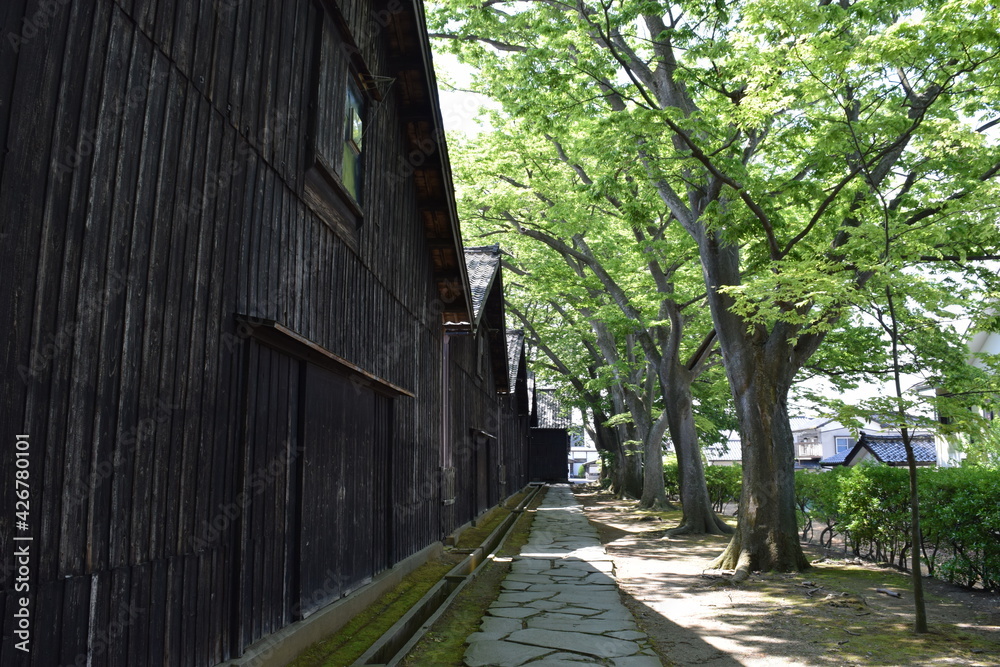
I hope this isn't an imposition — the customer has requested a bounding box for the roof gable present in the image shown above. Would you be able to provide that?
[464,245,501,327]
[533,388,572,429]
[506,329,524,394]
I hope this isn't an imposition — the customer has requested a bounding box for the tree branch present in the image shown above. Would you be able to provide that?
[428,32,527,52]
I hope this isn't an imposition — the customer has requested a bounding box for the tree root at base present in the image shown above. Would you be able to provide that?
[639,499,677,512]
[664,515,734,537]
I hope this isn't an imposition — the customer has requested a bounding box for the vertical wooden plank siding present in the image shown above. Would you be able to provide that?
[0,1,530,664]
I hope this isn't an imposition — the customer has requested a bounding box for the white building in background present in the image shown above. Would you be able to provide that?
[705,432,742,466]
[568,434,600,480]
[795,417,886,468]
[706,417,936,467]
[920,318,1000,466]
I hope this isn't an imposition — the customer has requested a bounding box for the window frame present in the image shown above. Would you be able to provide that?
[835,436,852,453]
[304,6,372,246]
[341,76,365,202]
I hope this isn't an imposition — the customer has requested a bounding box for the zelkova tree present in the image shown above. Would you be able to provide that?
[431,0,1000,573]
[456,129,733,530]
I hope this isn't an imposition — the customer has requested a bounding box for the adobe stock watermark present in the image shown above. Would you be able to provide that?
[235,567,359,666]
[6,0,72,53]
[62,601,143,667]
[176,109,291,224]
[189,445,303,551]
[347,278,464,397]
[394,412,504,520]
[61,400,179,512]
[52,68,170,181]
[17,269,129,383]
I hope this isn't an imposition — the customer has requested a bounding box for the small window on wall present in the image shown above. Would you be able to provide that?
[342,78,364,201]
[835,436,852,453]
[305,9,369,243]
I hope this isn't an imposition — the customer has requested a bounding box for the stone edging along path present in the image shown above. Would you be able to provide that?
[463,484,663,667]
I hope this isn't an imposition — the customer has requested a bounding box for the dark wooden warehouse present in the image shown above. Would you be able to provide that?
[0,0,531,664]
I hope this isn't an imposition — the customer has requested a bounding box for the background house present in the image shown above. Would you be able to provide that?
[820,433,938,467]
[791,417,881,468]
[569,437,601,480]
[705,432,743,466]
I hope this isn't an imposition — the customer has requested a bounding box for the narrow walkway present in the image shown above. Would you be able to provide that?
[463,485,663,667]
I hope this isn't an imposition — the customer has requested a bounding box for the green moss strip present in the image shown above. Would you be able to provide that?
[290,487,538,667]
[454,488,532,550]
[400,487,547,667]
[288,559,455,667]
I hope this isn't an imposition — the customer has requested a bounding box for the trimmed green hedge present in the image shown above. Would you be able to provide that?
[795,465,1000,592]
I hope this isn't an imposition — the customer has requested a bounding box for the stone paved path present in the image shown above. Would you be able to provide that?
[463,485,663,667]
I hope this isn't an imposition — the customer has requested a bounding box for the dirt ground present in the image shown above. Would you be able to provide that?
[574,487,1000,667]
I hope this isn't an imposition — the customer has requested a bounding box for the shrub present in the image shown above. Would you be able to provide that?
[795,467,849,547]
[662,462,740,511]
[839,463,911,567]
[662,462,680,498]
[793,463,1000,591]
[704,464,741,513]
[920,467,1000,591]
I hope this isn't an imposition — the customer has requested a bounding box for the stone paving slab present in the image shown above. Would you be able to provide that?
[463,485,663,666]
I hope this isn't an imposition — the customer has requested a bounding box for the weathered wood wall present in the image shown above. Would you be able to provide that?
[443,327,530,535]
[0,0,529,664]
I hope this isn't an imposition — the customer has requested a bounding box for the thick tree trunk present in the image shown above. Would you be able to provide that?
[694,229,809,576]
[621,433,644,500]
[609,385,644,500]
[709,359,809,576]
[639,412,670,510]
[663,372,732,535]
[590,413,626,495]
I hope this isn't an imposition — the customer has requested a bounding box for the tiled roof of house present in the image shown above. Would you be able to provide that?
[821,432,936,466]
[535,388,572,429]
[463,245,501,324]
[506,329,524,394]
[819,449,850,466]
[858,433,936,464]
[705,432,742,462]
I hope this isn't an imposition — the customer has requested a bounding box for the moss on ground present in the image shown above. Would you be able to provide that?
[750,561,999,665]
[288,558,456,667]
[289,487,540,667]
[400,487,547,667]
[578,487,1000,666]
[453,488,532,551]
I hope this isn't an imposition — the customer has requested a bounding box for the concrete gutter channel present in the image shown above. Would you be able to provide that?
[352,483,545,667]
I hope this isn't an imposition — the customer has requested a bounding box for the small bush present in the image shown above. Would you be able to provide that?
[704,464,742,513]
[662,462,680,498]
[920,467,1000,591]
[663,462,740,511]
[839,463,911,567]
